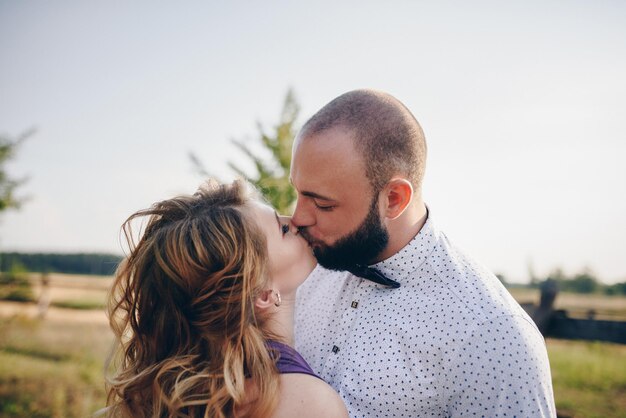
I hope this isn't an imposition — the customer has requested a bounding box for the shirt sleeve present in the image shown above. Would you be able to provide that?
[444,314,557,418]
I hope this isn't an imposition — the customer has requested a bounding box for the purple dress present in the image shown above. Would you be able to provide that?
[266,340,322,380]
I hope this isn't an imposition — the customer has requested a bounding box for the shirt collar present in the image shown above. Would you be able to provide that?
[370,208,439,285]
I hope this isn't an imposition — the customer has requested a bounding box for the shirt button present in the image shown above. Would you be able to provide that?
[332,345,339,354]
[351,301,359,308]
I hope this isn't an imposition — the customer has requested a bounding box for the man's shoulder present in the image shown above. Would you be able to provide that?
[419,230,529,323]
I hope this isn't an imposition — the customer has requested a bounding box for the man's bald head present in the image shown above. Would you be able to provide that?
[298,89,427,194]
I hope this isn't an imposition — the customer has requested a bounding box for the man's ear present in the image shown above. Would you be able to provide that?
[382,178,413,220]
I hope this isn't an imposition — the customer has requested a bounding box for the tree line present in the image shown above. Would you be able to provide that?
[499,268,626,296]
[0,252,122,276]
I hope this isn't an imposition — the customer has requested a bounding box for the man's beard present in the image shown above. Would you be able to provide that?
[299,196,389,271]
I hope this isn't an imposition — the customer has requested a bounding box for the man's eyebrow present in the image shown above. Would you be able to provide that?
[301,191,335,201]
[289,176,335,201]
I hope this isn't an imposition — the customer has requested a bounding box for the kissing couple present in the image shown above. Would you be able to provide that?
[104,90,556,418]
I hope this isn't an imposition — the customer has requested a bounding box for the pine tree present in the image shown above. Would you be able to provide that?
[0,129,33,213]
[191,90,300,214]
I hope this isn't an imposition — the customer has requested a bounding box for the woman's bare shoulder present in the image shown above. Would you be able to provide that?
[271,373,349,418]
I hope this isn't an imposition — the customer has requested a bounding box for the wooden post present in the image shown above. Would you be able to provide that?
[533,279,558,335]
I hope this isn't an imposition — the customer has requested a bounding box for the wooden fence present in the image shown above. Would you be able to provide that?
[520,281,626,344]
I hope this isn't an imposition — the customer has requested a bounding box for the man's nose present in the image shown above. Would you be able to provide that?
[291,199,314,228]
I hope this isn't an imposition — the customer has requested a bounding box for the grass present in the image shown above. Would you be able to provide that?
[2,316,625,418]
[0,351,104,418]
[50,300,106,310]
[1,274,626,417]
[547,338,626,418]
[0,315,112,418]
[0,274,34,303]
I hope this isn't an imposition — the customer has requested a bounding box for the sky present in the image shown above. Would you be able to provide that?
[1,0,625,284]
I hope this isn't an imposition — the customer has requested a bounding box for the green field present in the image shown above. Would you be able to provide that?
[0,275,625,418]
[547,339,626,418]
[0,315,111,418]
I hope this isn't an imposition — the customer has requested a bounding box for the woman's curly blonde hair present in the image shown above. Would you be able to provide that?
[105,179,279,418]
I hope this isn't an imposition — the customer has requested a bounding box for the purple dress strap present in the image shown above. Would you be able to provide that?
[266,340,322,380]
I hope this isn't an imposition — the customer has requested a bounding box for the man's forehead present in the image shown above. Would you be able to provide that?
[289,158,339,199]
[293,126,359,161]
[294,124,355,149]
[290,128,369,199]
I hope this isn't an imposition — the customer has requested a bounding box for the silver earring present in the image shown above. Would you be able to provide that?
[273,290,282,307]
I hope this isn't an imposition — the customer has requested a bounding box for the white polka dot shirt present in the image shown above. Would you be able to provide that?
[295,213,556,417]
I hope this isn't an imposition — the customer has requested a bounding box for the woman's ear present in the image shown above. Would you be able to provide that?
[255,289,281,310]
[382,178,413,220]
[255,289,274,311]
